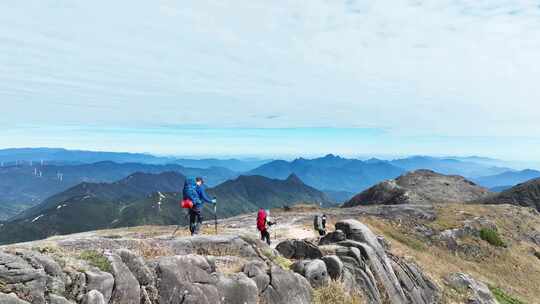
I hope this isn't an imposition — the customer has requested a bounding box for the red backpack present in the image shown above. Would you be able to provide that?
[256,209,267,231]
[180,198,193,209]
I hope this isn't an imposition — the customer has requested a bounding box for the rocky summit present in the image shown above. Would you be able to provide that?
[343,170,491,207]
[0,233,313,304]
[0,219,439,304]
[1,202,538,304]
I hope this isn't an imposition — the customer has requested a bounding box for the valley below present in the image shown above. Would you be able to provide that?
[1,150,540,303]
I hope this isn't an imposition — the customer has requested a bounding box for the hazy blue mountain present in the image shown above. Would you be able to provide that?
[490,185,512,192]
[0,173,330,244]
[474,169,540,188]
[0,148,270,171]
[0,148,170,165]
[174,158,271,172]
[11,171,186,221]
[450,156,505,166]
[0,161,235,220]
[323,190,355,203]
[450,156,540,171]
[248,154,405,193]
[481,177,540,211]
[389,156,510,178]
[0,171,186,244]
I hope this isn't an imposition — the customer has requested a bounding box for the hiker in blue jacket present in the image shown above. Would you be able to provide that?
[183,177,216,235]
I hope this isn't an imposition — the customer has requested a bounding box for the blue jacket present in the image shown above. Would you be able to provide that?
[183,178,214,209]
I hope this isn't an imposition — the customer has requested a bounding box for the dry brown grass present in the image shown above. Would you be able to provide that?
[95,223,227,239]
[356,204,540,303]
[261,248,293,270]
[96,225,179,239]
[136,241,174,259]
[313,280,366,304]
[272,203,322,214]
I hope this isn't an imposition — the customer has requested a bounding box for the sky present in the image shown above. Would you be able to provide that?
[1,1,539,160]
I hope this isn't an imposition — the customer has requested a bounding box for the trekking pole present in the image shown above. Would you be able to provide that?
[214,203,218,235]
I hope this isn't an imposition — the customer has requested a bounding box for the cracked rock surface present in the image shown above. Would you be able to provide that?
[0,234,312,304]
[0,219,442,304]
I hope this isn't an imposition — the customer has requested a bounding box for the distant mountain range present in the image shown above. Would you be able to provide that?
[2,148,539,221]
[0,172,330,244]
[480,178,540,211]
[387,156,510,178]
[248,154,405,193]
[489,185,512,192]
[174,158,271,172]
[0,161,236,220]
[0,171,185,244]
[473,169,540,189]
[0,148,168,165]
[246,154,511,194]
[0,148,271,171]
[10,171,186,221]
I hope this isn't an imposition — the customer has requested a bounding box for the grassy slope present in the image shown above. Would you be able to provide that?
[95,203,540,303]
[354,204,540,303]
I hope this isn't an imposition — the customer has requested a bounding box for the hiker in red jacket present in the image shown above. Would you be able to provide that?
[257,209,275,245]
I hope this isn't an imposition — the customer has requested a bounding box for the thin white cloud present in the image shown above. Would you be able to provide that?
[0,0,539,137]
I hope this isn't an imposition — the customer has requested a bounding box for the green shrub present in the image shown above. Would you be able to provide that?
[261,248,293,270]
[262,248,274,259]
[489,286,525,304]
[479,228,505,247]
[273,255,293,269]
[534,251,540,260]
[79,250,112,273]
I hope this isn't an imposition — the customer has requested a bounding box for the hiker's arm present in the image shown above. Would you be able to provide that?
[197,185,215,204]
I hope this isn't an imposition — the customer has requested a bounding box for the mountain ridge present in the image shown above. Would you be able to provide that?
[474,169,540,189]
[0,173,331,244]
[481,177,540,211]
[248,155,405,193]
[0,161,236,220]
